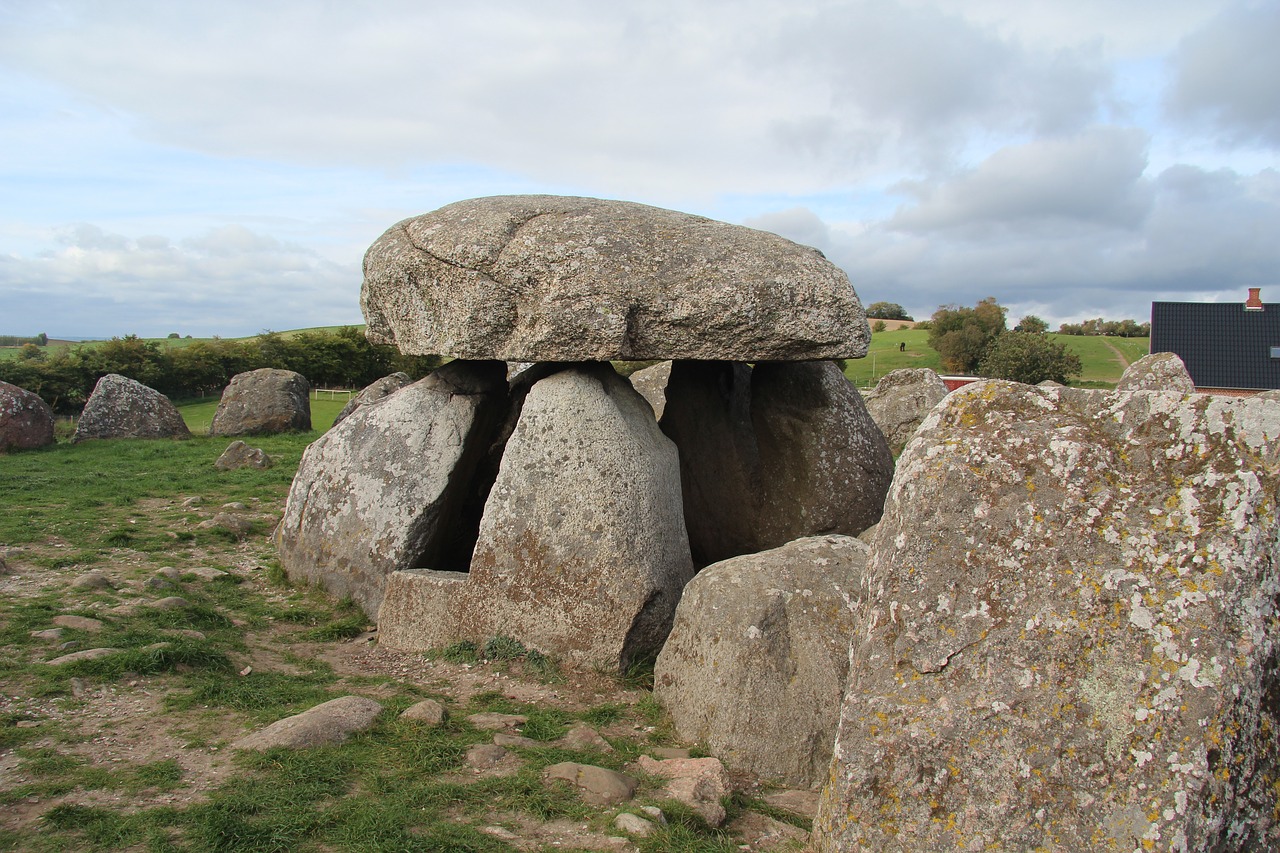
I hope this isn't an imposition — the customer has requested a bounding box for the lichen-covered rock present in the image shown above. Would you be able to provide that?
[1116,351,1196,393]
[276,361,507,618]
[859,367,948,455]
[72,374,190,442]
[332,372,412,427]
[0,380,55,452]
[209,368,311,436]
[214,440,272,470]
[654,535,868,789]
[378,363,694,672]
[813,381,1280,852]
[660,360,893,565]
[360,195,869,362]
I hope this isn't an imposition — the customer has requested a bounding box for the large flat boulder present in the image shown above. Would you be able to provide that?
[0,380,55,452]
[72,373,190,442]
[209,368,311,436]
[659,360,893,565]
[276,361,508,618]
[360,195,870,362]
[378,363,695,672]
[813,382,1280,851]
[654,535,868,789]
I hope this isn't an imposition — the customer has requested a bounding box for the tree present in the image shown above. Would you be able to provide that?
[871,319,887,333]
[927,297,1007,373]
[866,301,913,320]
[977,331,1083,385]
[1014,314,1048,334]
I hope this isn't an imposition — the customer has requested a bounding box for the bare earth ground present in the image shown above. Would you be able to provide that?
[0,494,812,851]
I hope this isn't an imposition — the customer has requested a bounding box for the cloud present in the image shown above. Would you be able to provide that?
[2,223,361,337]
[0,0,1119,198]
[749,158,1280,326]
[1166,2,1280,148]
[888,127,1154,233]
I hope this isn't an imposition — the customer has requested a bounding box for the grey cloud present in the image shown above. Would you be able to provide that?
[1166,3,1280,148]
[751,163,1280,327]
[742,207,833,252]
[888,127,1154,233]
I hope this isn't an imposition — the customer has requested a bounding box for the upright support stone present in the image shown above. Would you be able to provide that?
[379,363,694,672]
[276,361,508,618]
[660,360,893,565]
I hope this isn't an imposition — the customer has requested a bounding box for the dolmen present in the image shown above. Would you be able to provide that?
[277,195,893,671]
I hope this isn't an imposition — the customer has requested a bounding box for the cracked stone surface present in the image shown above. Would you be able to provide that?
[359,195,870,362]
[813,381,1280,852]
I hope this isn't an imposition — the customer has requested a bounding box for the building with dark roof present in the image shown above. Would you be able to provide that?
[1150,288,1280,393]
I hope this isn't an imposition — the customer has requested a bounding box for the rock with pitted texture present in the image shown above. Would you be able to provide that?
[377,363,694,672]
[360,195,869,362]
[332,372,412,427]
[72,374,189,442]
[209,368,311,436]
[859,367,949,455]
[654,535,868,789]
[1116,351,1196,393]
[0,380,55,452]
[812,381,1280,852]
[276,361,508,618]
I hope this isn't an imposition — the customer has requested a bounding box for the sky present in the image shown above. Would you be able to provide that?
[1,0,1277,340]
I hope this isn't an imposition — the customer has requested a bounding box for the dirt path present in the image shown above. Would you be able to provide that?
[1102,339,1131,371]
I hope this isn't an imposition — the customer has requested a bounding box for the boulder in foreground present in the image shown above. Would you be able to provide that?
[813,382,1280,851]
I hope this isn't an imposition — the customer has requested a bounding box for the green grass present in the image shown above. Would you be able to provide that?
[174,396,347,435]
[843,327,1149,389]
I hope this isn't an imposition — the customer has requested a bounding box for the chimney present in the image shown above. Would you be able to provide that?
[1246,287,1264,311]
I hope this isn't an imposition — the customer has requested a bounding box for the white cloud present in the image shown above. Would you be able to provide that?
[4,224,360,338]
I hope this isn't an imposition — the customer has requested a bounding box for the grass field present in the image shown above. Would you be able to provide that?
[0,424,796,852]
[843,328,1149,389]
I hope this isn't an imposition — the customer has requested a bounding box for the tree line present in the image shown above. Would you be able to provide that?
[923,298,1084,384]
[0,333,48,347]
[0,328,440,414]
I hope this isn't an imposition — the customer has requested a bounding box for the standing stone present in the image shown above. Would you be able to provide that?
[360,195,869,362]
[276,361,508,618]
[378,363,694,672]
[209,368,311,436]
[332,372,412,427]
[859,368,949,455]
[1116,351,1196,393]
[0,380,55,452]
[654,535,868,789]
[72,374,190,442]
[660,360,893,565]
[813,381,1280,852]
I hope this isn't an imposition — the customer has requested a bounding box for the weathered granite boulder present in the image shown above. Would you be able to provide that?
[214,440,273,470]
[72,374,190,442]
[332,372,412,427]
[209,368,311,436]
[360,195,869,362]
[276,361,508,618]
[813,381,1280,851]
[654,535,868,789]
[1256,389,1280,401]
[627,361,672,419]
[859,367,948,455]
[1116,351,1196,393]
[660,360,893,565]
[233,696,383,750]
[0,380,55,452]
[378,363,694,671]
